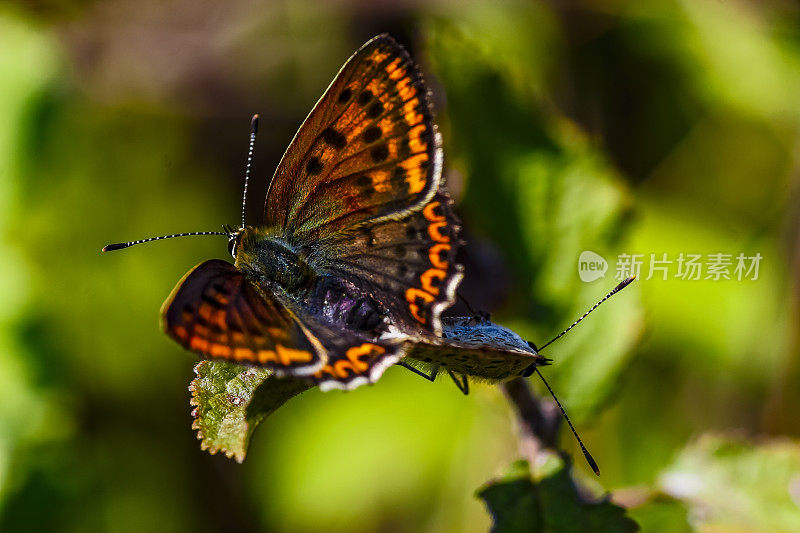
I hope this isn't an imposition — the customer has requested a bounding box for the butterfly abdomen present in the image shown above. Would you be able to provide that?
[307,276,387,334]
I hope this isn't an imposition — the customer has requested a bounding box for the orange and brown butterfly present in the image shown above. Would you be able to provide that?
[101,35,639,477]
[103,34,534,391]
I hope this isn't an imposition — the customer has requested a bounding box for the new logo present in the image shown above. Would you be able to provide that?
[578,250,608,282]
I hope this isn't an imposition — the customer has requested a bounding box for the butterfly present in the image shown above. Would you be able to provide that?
[101,34,542,391]
[103,34,633,397]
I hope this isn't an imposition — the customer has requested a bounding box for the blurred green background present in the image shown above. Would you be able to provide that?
[2,0,800,531]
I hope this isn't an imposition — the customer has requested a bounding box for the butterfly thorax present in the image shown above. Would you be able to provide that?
[234,227,315,293]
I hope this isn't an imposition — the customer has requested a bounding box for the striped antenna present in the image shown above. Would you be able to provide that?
[523,276,635,475]
[538,276,635,352]
[241,114,259,229]
[101,231,229,252]
[103,115,261,253]
[533,367,600,475]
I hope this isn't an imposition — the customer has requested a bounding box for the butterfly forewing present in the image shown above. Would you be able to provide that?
[162,259,326,375]
[264,34,442,239]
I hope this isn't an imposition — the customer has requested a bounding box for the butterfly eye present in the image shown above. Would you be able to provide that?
[227,237,237,258]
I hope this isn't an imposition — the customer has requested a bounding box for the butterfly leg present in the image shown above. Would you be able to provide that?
[447,370,469,396]
[397,362,468,395]
[396,361,438,382]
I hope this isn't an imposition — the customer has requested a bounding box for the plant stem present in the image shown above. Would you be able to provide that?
[500,377,561,466]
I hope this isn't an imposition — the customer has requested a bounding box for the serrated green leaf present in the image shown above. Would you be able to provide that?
[189,360,310,462]
[658,434,800,532]
[478,459,639,533]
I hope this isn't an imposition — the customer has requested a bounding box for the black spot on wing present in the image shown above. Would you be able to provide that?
[391,166,407,187]
[363,125,382,143]
[398,138,411,158]
[321,127,347,149]
[370,144,389,163]
[338,87,352,103]
[358,90,374,106]
[201,294,224,309]
[366,101,383,118]
[355,174,372,191]
[306,156,323,175]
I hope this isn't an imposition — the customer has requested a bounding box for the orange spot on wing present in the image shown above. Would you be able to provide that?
[406,288,435,324]
[193,324,210,338]
[210,344,231,358]
[190,336,210,352]
[196,303,227,331]
[420,268,447,296]
[403,98,423,125]
[334,106,360,134]
[370,170,392,193]
[428,221,450,243]
[369,49,390,64]
[313,344,387,381]
[346,343,385,371]
[198,304,214,323]
[406,287,435,305]
[423,201,445,222]
[258,350,277,363]
[398,83,416,101]
[379,117,395,132]
[234,348,255,361]
[384,58,402,75]
[367,79,385,100]
[429,243,451,269]
[389,66,407,81]
[408,124,427,153]
[401,153,428,194]
[266,327,286,338]
[210,293,229,306]
[333,360,356,378]
[276,345,313,365]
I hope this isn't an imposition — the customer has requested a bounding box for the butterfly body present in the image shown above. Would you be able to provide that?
[404,316,548,381]
[233,222,396,335]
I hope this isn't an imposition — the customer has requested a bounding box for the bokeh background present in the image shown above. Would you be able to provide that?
[2,1,800,531]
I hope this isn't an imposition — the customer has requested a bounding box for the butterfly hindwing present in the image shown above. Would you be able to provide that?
[264,34,441,239]
[298,317,407,391]
[321,190,463,335]
[161,259,326,376]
